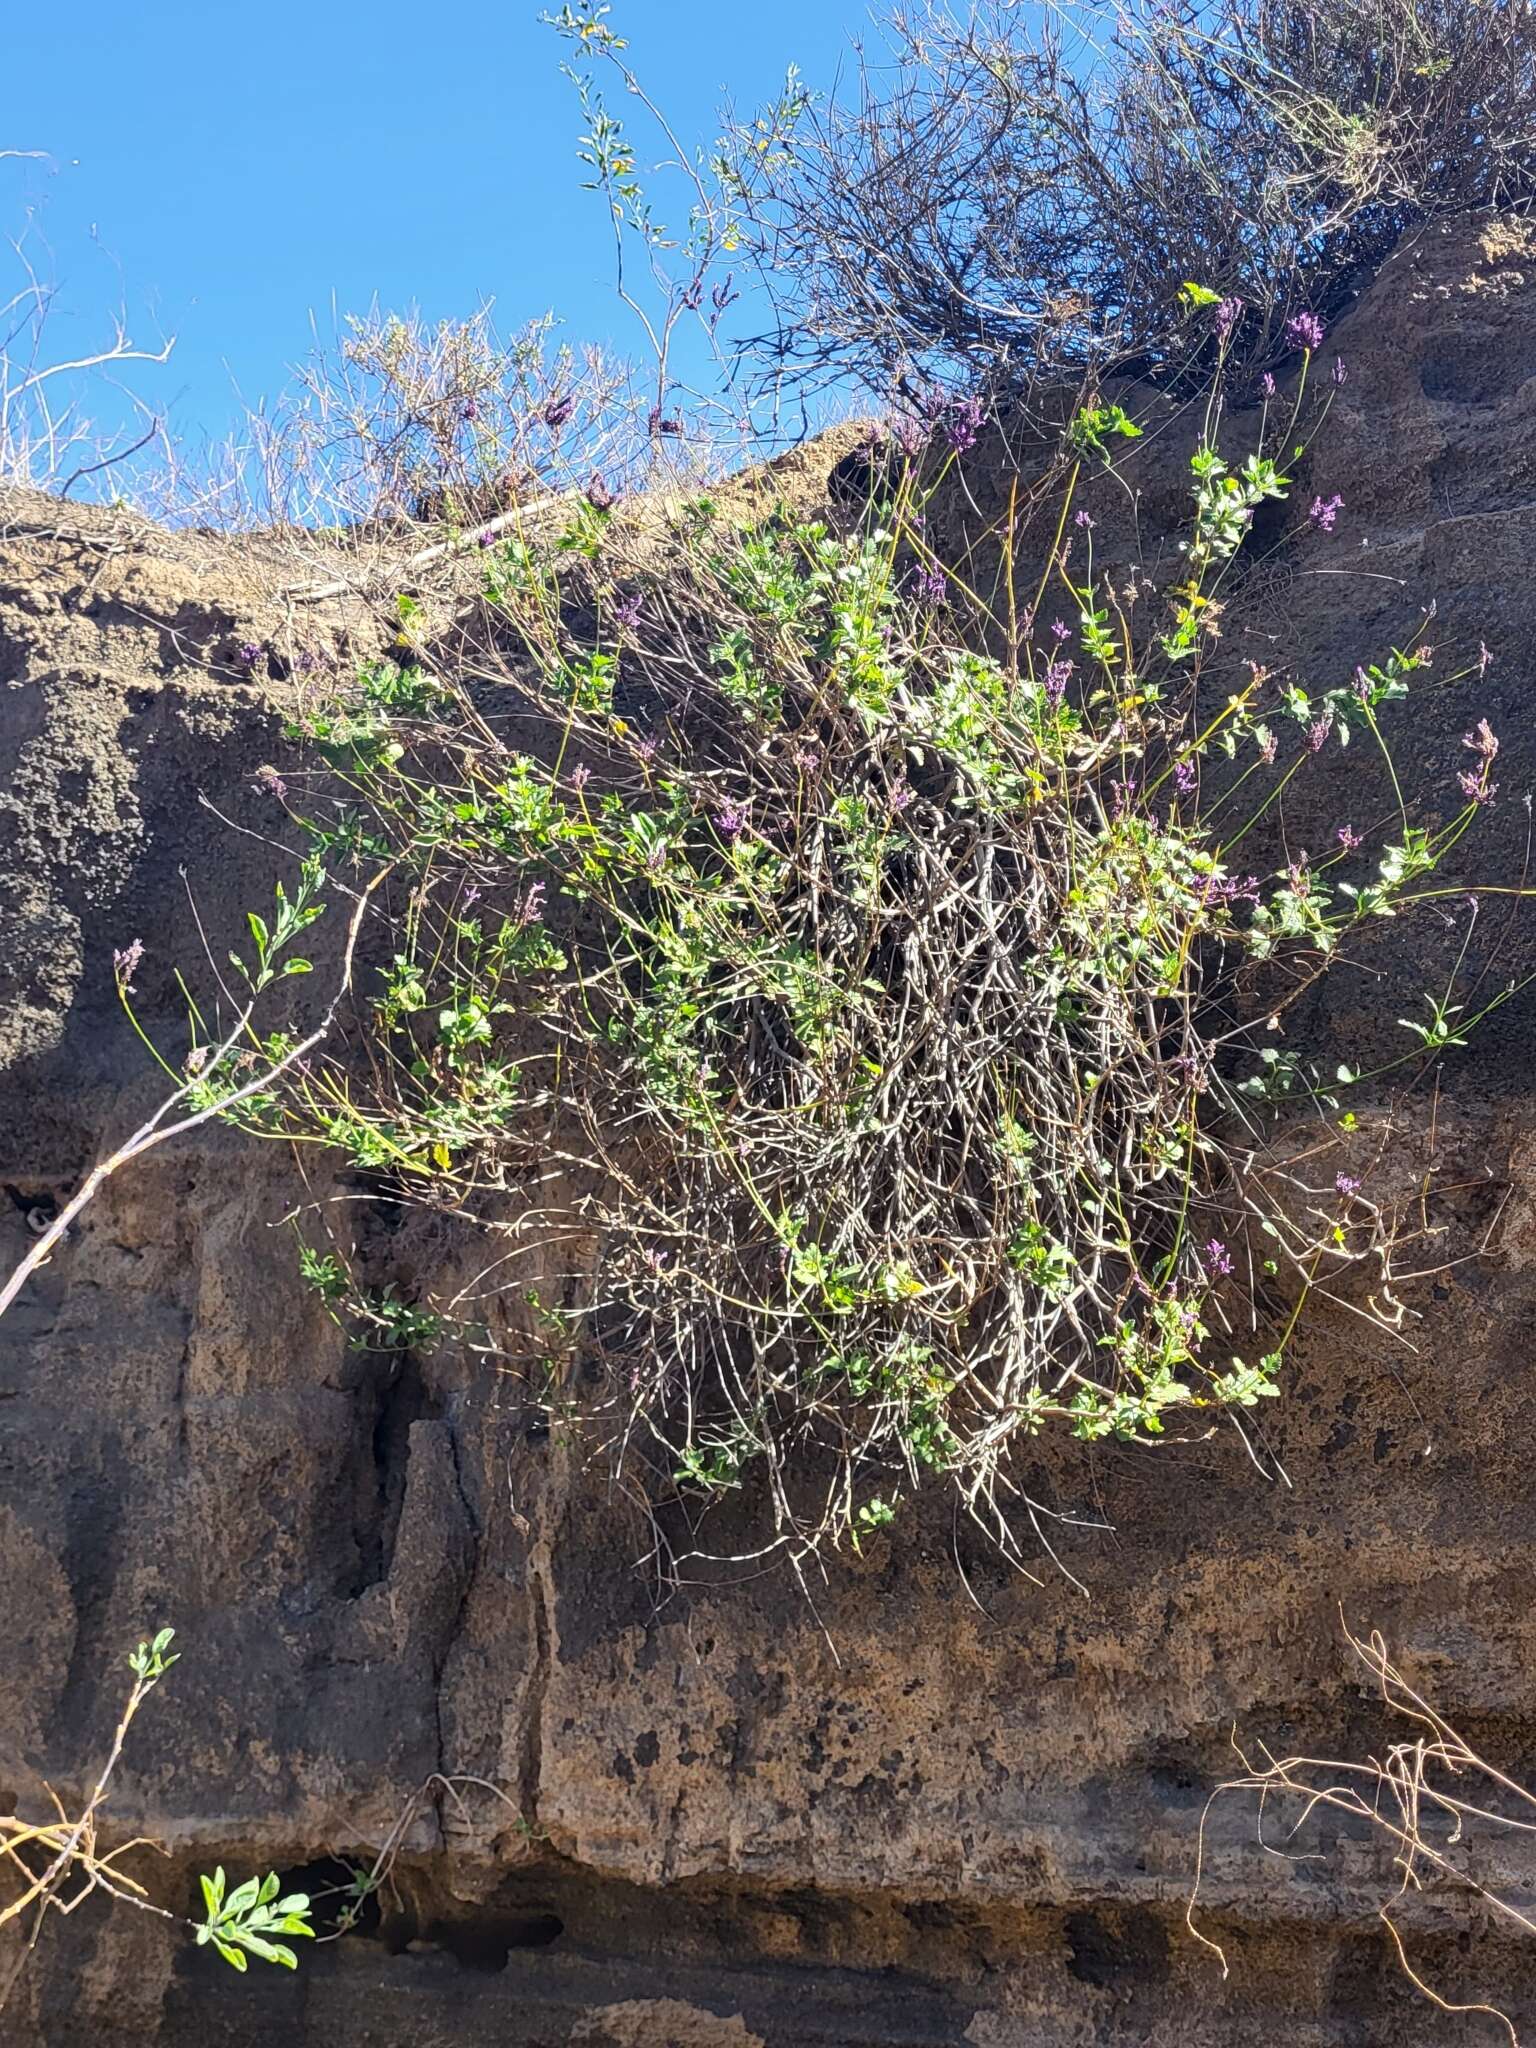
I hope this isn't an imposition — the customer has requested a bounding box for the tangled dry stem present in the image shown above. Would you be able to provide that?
[1189,1616,1536,2047]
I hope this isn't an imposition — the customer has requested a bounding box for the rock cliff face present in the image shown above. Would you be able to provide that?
[5,215,1536,2046]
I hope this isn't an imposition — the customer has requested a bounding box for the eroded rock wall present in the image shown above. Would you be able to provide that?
[5,216,1536,2046]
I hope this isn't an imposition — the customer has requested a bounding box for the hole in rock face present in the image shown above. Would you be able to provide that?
[273,1856,385,1940]
[421,1910,566,1972]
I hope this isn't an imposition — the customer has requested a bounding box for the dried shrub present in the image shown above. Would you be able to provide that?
[737,0,1536,395]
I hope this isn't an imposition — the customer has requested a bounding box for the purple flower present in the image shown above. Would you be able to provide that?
[113,938,145,991]
[253,764,288,801]
[1331,355,1348,387]
[792,744,821,774]
[1306,713,1333,752]
[1174,759,1197,795]
[570,763,592,792]
[1457,725,1499,805]
[910,563,949,606]
[235,640,263,670]
[461,399,479,422]
[889,775,915,814]
[714,799,751,840]
[1073,508,1094,530]
[586,474,616,512]
[1335,1172,1361,1199]
[711,274,739,316]
[477,527,497,549]
[1111,776,1138,820]
[634,734,658,765]
[1309,493,1344,533]
[1050,618,1070,642]
[1259,372,1276,398]
[1215,295,1242,338]
[1199,873,1260,908]
[1286,858,1312,895]
[943,394,985,452]
[462,885,482,907]
[1479,640,1495,677]
[890,412,927,459]
[1287,310,1326,352]
[1336,823,1362,852]
[1352,666,1373,703]
[1204,1238,1234,1278]
[517,880,547,926]
[612,589,645,631]
[1463,718,1500,760]
[543,393,576,431]
[1258,730,1278,766]
[1043,657,1073,708]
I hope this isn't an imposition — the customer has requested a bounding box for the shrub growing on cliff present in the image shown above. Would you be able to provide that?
[734,0,1536,394]
[143,297,1515,1573]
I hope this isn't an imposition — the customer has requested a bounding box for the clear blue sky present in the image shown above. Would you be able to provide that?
[5,1,873,457]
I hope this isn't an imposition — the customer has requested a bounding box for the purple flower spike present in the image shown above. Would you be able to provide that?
[944,394,985,453]
[1215,296,1242,338]
[1463,719,1500,760]
[113,937,145,991]
[1336,1172,1361,1199]
[1309,493,1344,532]
[714,799,751,840]
[1287,310,1326,352]
[1259,371,1276,398]
[1336,823,1362,852]
[1205,1238,1234,1278]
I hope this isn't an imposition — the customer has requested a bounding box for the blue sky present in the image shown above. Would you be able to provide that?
[5,1,874,460]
